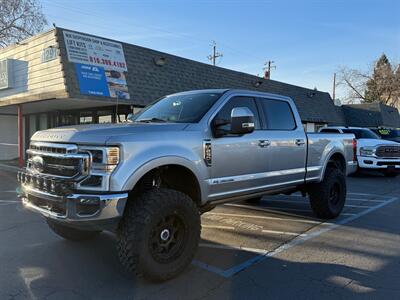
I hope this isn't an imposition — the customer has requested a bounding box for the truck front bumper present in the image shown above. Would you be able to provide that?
[358,156,400,171]
[18,183,128,231]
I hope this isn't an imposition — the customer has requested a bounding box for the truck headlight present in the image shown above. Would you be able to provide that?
[79,146,120,173]
[360,147,375,156]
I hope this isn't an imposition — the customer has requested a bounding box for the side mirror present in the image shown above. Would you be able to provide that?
[230,107,255,135]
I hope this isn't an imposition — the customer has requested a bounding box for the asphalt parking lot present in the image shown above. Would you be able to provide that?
[1,167,400,299]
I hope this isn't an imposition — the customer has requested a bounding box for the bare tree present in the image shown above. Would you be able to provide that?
[337,66,370,103]
[338,54,399,108]
[0,0,47,48]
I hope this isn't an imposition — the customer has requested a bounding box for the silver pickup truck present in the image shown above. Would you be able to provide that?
[18,89,357,281]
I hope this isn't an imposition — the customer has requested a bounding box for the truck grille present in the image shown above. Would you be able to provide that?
[27,142,90,179]
[376,145,400,158]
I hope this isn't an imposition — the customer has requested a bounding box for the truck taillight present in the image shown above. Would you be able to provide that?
[352,139,357,161]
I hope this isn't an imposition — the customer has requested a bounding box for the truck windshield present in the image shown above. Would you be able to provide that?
[130,92,223,123]
[342,128,381,139]
[372,128,400,139]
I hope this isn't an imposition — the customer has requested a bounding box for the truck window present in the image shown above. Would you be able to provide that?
[320,129,340,133]
[342,129,380,139]
[215,96,261,131]
[259,99,296,130]
[131,92,223,123]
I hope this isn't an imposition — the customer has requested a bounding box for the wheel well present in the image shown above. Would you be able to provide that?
[327,153,346,173]
[130,165,201,206]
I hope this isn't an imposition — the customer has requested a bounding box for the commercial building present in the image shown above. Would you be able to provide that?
[0,28,345,164]
[341,102,400,128]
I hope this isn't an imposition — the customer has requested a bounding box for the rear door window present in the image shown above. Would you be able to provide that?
[258,98,296,130]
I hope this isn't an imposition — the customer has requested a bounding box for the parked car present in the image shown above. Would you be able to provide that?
[18,89,357,281]
[319,126,400,177]
[371,127,400,143]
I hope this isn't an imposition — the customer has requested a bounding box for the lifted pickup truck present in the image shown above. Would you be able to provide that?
[18,89,357,281]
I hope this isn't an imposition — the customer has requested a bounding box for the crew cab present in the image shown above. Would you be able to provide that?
[18,89,357,281]
[319,126,400,177]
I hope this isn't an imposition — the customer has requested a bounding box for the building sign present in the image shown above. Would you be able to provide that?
[41,46,58,63]
[63,30,127,72]
[0,59,13,90]
[64,30,130,99]
[75,63,130,99]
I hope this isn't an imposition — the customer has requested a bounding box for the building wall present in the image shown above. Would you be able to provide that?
[0,116,18,160]
[0,29,67,105]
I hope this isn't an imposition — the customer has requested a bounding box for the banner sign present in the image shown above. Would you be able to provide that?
[0,59,13,90]
[64,30,130,99]
[63,30,127,72]
[75,63,130,99]
[75,64,110,97]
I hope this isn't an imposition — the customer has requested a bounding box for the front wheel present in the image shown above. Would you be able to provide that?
[117,188,201,282]
[308,167,347,219]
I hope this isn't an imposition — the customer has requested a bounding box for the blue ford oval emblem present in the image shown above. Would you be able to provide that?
[31,156,44,173]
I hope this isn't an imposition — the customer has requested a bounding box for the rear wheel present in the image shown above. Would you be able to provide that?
[308,167,346,219]
[46,219,101,241]
[117,188,201,282]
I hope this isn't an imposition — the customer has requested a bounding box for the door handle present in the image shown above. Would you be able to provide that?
[258,140,271,147]
[295,139,305,146]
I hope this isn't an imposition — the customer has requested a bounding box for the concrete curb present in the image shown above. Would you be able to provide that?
[0,163,21,172]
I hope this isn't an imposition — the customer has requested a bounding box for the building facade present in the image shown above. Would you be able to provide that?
[0,28,345,163]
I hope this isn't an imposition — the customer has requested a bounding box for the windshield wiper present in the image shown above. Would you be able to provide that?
[135,117,167,123]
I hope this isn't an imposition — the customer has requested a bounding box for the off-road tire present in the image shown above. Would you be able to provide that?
[46,219,101,241]
[308,167,346,219]
[117,188,201,282]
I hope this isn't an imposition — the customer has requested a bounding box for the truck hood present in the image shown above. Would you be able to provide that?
[357,138,399,147]
[31,123,189,145]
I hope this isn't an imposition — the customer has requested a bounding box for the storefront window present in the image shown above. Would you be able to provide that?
[98,110,113,123]
[80,111,94,124]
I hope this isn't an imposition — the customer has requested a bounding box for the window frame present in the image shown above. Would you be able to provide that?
[211,95,263,134]
[256,97,297,131]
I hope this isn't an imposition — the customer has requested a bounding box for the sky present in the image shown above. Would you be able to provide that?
[41,0,400,101]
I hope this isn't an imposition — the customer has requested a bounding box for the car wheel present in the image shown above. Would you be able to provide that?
[308,167,347,219]
[117,188,201,282]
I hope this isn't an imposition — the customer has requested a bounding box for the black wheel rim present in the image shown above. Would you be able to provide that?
[149,214,186,263]
[329,182,341,206]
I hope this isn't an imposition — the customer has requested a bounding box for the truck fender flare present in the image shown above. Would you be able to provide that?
[319,151,346,181]
[121,156,206,200]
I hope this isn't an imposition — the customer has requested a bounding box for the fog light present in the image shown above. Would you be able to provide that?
[79,198,100,205]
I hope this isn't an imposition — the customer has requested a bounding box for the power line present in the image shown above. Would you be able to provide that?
[263,60,276,79]
[207,41,223,66]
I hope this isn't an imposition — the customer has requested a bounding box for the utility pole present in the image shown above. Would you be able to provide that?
[332,72,336,102]
[207,41,223,66]
[263,60,276,79]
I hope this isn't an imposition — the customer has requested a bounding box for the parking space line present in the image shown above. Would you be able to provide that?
[206,212,322,224]
[202,225,236,230]
[225,204,356,215]
[0,200,20,203]
[198,243,268,254]
[261,229,306,236]
[259,199,375,208]
[195,196,399,278]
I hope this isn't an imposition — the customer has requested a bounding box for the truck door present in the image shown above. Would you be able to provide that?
[209,96,269,199]
[256,97,307,187]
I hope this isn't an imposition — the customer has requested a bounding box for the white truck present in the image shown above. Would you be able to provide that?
[319,126,400,177]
